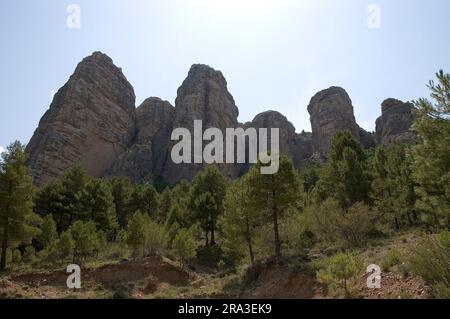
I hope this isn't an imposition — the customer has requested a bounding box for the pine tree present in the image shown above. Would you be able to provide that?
[317,252,362,297]
[370,145,416,229]
[172,228,196,269]
[189,166,227,246]
[166,203,186,230]
[75,179,118,238]
[110,176,133,228]
[164,180,192,229]
[146,221,168,255]
[222,178,260,265]
[33,180,65,232]
[126,211,150,257]
[37,214,58,248]
[158,188,173,223]
[0,141,41,270]
[129,184,160,218]
[412,70,450,230]
[69,220,99,264]
[12,249,22,265]
[314,131,370,209]
[23,246,35,263]
[247,155,300,258]
[57,230,75,262]
[59,166,90,230]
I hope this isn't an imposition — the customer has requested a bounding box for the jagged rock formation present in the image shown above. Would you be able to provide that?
[107,97,174,182]
[26,52,417,185]
[307,87,361,157]
[247,111,312,169]
[375,98,416,146]
[161,64,240,184]
[26,52,136,184]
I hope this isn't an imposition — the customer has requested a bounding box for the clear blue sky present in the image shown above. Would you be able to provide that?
[1,0,449,151]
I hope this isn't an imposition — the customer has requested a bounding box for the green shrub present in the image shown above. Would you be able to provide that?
[281,213,315,257]
[12,249,22,264]
[147,221,168,255]
[126,211,168,257]
[196,244,224,268]
[172,228,196,268]
[34,249,49,266]
[45,243,59,265]
[380,249,402,271]
[23,246,35,264]
[407,231,450,299]
[5,249,12,266]
[69,220,100,263]
[307,199,375,249]
[57,231,75,262]
[112,286,132,299]
[37,214,58,248]
[317,252,363,298]
[116,229,128,246]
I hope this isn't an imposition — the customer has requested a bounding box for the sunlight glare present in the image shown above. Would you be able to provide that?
[191,0,277,17]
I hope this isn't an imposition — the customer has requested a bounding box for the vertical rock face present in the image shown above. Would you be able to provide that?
[375,99,416,146]
[26,52,419,185]
[161,64,240,184]
[293,131,313,166]
[135,97,175,144]
[106,97,174,182]
[248,111,312,169]
[26,52,136,184]
[307,87,360,157]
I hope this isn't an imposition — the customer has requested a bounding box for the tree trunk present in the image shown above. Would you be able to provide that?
[394,217,400,230]
[245,218,255,265]
[210,227,215,246]
[344,279,348,297]
[272,207,281,258]
[271,179,281,258]
[1,216,9,270]
[1,183,12,270]
[205,230,209,246]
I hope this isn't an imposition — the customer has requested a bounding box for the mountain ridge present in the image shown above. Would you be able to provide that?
[26,52,417,184]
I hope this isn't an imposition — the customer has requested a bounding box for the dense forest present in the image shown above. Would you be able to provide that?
[0,71,449,299]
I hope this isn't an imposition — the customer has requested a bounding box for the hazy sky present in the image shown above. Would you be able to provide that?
[1,0,449,150]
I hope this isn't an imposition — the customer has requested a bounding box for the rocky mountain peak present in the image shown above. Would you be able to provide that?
[162,64,240,183]
[26,52,136,184]
[307,86,360,157]
[381,98,411,113]
[26,52,418,185]
[175,64,239,120]
[376,98,416,145]
[307,86,350,113]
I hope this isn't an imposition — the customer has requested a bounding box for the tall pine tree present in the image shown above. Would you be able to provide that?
[75,179,118,238]
[314,131,371,209]
[370,145,416,229]
[412,70,450,230]
[189,166,227,246]
[222,177,261,265]
[247,155,300,258]
[0,142,41,270]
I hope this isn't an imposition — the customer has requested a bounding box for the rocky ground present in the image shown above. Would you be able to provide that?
[0,232,434,299]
